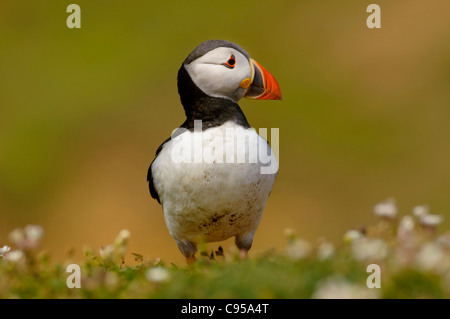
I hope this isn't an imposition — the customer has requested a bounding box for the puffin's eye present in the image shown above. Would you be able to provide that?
[223,55,236,69]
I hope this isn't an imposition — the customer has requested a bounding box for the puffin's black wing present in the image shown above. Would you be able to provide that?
[147,137,171,204]
[147,125,196,204]
[147,161,160,204]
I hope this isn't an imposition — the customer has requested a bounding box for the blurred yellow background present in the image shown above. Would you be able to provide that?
[1,1,449,265]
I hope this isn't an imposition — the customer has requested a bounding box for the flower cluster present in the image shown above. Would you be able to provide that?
[98,229,131,264]
[0,225,45,265]
[373,197,398,219]
[0,245,11,258]
[0,198,448,299]
[283,198,450,299]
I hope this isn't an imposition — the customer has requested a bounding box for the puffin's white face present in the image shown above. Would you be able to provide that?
[184,47,252,103]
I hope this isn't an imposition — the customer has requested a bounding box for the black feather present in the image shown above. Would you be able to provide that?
[177,65,250,130]
[147,138,169,204]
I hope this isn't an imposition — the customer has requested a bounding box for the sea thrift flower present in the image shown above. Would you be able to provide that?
[373,198,397,219]
[437,232,450,249]
[351,238,388,261]
[114,229,130,258]
[285,238,312,261]
[99,229,131,263]
[415,242,447,273]
[4,250,25,263]
[395,215,418,266]
[104,272,120,289]
[284,228,312,260]
[343,230,364,243]
[24,225,44,242]
[8,228,25,244]
[146,267,171,283]
[8,225,44,250]
[313,277,379,299]
[412,205,429,219]
[317,241,335,260]
[99,244,115,261]
[0,245,11,257]
[419,214,444,228]
[397,215,415,243]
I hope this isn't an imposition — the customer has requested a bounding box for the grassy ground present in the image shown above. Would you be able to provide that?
[1,204,449,299]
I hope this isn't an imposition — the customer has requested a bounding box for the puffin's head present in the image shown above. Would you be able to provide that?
[178,40,281,105]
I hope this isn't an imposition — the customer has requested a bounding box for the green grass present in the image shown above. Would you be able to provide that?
[1,210,450,299]
[0,249,362,299]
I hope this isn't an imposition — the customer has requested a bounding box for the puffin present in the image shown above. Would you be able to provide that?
[147,40,281,263]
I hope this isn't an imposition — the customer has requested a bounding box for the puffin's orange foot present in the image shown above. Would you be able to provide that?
[239,249,248,259]
[186,256,196,264]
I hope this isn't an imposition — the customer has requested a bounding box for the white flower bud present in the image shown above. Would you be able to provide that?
[373,198,397,219]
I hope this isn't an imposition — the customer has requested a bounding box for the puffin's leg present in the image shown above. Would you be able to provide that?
[186,256,196,264]
[235,233,254,259]
[239,249,248,259]
[176,239,197,264]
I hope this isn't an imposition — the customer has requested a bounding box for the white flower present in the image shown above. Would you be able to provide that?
[99,229,131,263]
[285,238,312,260]
[99,244,115,261]
[343,230,364,243]
[8,225,44,249]
[415,242,448,273]
[8,228,25,244]
[395,216,418,265]
[114,229,130,247]
[313,277,379,299]
[317,242,335,260]
[104,272,120,288]
[437,232,450,249]
[24,225,44,242]
[397,215,415,242]
[373,198,397,219]
[114,229,130,258]
[146,267,171,283]
[0,245,11,257]
[412,205,429,218]
[351,238,388,261]
[4,250,25,263]
[419,214,444,227]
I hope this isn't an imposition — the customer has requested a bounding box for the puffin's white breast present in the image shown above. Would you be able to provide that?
[151,121,278,243]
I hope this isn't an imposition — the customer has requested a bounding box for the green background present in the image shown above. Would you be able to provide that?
[1,0,449,264]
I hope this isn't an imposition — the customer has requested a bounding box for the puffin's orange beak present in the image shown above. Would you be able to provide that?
[244,59,282,100]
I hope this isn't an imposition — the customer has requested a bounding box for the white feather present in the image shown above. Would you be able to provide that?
[151,121,278,245]
[184,47,251,102]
